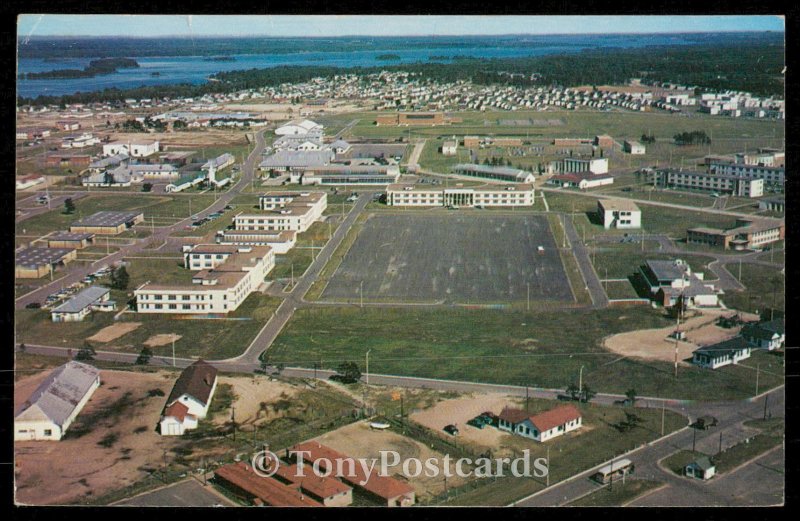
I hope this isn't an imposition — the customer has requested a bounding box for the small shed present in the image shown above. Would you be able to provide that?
[685,456,715,480]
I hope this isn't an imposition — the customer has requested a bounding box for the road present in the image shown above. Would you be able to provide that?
[333,119,360,140]
[515,385,784,506]
[230,192,372,365]
[16,191,90,223]
[14,129,269,309]
[114,478,235,507]
[406,140,426,170]
[561,212,608,308]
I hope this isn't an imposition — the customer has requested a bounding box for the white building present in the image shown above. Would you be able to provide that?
[597,199,641,229]
[442,140,458,156]
[135,245,275,315]
[15,362,101,441]
[497,405,582,443]
[275,119,323,136]
[216,230,297,254]
[692,338,752,369]
[102,140,160,158]
[639,259,719,308]
[51,286,115,322]
[623,140,646,155]
[386,183,534,207]
[233,191,327,233]
[160,360,218,436]
[16,175,46,190]
[548,157,609,175]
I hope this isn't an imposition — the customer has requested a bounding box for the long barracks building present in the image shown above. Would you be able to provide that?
[233,191,327,233]
[386,183,534,207]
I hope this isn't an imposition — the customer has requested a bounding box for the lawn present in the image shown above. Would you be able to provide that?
[14,292,282,360]
[720,264,784,313]
[269,306,783,400]
[590,242,717,281]
[567,479,663,506]
[272,221,338,280]
[437,397,685,506]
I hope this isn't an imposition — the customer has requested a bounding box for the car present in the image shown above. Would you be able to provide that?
[443,424,459,436]
[26,302,41,309]
[192,214,200,220]
[621,187,632,192]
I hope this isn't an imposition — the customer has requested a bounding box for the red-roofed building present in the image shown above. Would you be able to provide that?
[497,405,582,442]
[214,462,322,507]
[273,463,353,506]
[288,441,415,507]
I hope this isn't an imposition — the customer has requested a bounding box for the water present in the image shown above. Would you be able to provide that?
[17,34,698,98]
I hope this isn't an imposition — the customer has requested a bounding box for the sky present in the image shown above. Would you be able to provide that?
[17,15,784,38]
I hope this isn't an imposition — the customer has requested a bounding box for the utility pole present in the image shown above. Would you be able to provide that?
[579,365,584,396]
[526,282,530,311]
[366,349,371,386]
[764,394,769,419]
[232,406,236,442]
[692,428,697,453]
[718,432,723,455]
[360,280,364,308]
[546,446,550,487]
[162,449,168,482]
[525,385,530,412]
[172,339,176,367]
[291,263,294,290]
[755,364,760,396]
[661,401,666,436]
[738,259,742,281]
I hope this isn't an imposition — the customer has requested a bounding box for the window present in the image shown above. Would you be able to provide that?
[44,429,52,436]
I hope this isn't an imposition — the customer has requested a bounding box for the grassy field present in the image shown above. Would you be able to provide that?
[306,213,368,301]
[721,264,784,313]
[269,306,783,400]
[272,221,338,280]
[437,397,685,506]
[590,242,716,281]
[603,280,640,300]
[14,292,281,359]
[567,479,663,506]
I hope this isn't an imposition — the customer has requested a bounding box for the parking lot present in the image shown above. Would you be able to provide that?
[320,213,573,304]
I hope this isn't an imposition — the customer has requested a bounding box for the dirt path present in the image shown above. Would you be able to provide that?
[87,322,142,343]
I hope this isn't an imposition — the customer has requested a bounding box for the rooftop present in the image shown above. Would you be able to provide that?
[48,232,95,242]
[645,259,691,281]
[598,198,641,212]
[15,361,100,427]
[71,211,143,228]
[694,336,751,356]
[15,247,75,269]
[528,404,582,432]
[165,360,218,408]
[214,462,321,507]
[51,286,110,314]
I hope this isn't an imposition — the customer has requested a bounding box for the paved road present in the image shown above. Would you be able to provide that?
[515,385,784,506]
[230,192,372,365]
[16,191,90,223]
[114,478,235,507]
[333,119,360,140]
[406,140,426,170]
[561,213,608,308]
[14,129,269,309]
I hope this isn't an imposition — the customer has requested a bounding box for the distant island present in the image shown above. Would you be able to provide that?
[376,54,401,61]
[202,56,236,62]
[20,58,139,80]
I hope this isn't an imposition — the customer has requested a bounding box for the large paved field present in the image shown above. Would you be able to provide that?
[320,213,573,304]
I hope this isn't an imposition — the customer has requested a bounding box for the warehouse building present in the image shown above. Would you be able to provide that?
[89,153,129,174]
[15,247,77,279]
[102,140,160,157]
[300,165,401,185]
[623,140,646,155]
[259,149,335,173]
[70,211,145,235]
[597,199,641,229]
[51,286,116,322]
[46,232,95,250]
[45,154,91,169]
[548,172,614,189]
[687,218,784,251]
[135,245,275,315]
[386,183,534,207]
[452,164,535,183]
[375,112,446,126]
[15,361,101,441]
[548,157,609,175]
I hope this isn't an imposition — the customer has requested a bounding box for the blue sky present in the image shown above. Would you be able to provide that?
[17,15,784,38]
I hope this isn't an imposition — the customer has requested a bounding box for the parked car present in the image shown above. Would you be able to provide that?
[694,416,718,430]
[25,302,41,309]
[443,424,459,436]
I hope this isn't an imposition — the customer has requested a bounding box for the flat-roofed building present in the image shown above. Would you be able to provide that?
[548,157,609,175]
[89,153,129,173]
[463,136,481,148]
[70,211,145,235]
[375,112,446,126]
[135,245,275,315]
[648,169,764,198]
[14,361,101,441]
[16,174,46,190]
[300,165,401,185]
[758,197,785,213]
[46,232,95,250]
[553,138,592,147]
[623,140,646,155]
[45,154,91,169]
[231,191,327,234]
[594,134,615,148]
[15,247,77,279]
[386,183,534,207]
[597,199,641,229]
[102,140,160,157]
[442,140,458,156]
[708,162,784,188]
[216,230,297,254]
[452,164,535,183]
[51,286,115,322]
[687,218,784,251]
[259,150,334,173]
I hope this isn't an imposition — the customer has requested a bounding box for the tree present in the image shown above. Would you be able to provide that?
[625,388,637,405]
[141,183,153,193]
[566,383,581,401]
[110,266,130,290]
[19,343,26,353]
[334,361,362,384]
[136,347,153,365]
[63,198,76,214]
[580,385,597,403]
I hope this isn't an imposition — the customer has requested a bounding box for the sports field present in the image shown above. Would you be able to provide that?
[320,213,573,304]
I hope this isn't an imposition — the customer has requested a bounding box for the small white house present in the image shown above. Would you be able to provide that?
[597,199,641,229]
[442,140,458,156]
[741,319,785,350]
[159,360,218,436]
[103,140,160,158]
[685,456,715,480]
[497,404,582,442]
[692,337,752,369]
[15,361,101,441]
[623,140,646,155]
